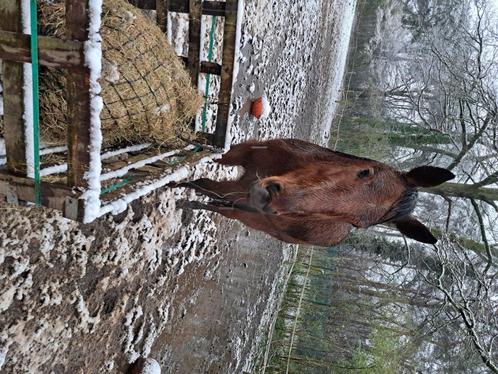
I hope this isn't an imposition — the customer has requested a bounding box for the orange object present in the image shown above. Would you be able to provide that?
[250,97,263,119]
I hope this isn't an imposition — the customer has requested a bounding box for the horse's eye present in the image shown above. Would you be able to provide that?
[358,169,372,179]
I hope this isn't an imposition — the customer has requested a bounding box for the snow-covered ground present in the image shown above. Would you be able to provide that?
[0,0,357,372]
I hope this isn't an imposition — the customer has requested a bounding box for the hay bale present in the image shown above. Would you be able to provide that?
[37,0,202,148]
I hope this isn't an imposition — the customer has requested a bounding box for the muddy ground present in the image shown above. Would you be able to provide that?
[0,0,356,373]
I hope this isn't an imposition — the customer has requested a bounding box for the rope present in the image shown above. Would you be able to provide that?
[100,177,131,195]
[200,15,218,132]
[30,0,41,205]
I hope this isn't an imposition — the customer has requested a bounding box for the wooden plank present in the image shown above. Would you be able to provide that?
[156,0,168,32]
[168,0,188,13]
[0,171,80,212]
[213,0,238,147]
[0,31,83,67]
[202,1,226,16]
[1,0,26,175]
[188,0,201,86]
[200,61,222,75]
[65,0,92,188]
[196,131,215,145]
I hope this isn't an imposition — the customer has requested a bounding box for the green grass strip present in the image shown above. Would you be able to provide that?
[30,0,41,205]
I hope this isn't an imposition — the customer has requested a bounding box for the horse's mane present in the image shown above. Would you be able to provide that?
[328,149,373,162]
[379,187,418,224]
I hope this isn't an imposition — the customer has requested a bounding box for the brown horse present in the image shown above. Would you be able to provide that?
[173,139,454,246]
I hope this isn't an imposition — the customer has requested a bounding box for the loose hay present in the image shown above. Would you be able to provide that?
[36,0,202,148]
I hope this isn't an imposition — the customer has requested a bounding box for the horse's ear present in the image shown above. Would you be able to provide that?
[404,166,455,187]
[394,216,437,244]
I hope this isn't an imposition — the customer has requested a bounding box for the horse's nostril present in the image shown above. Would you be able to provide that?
[266,182,281,195]
[249,184,271,211]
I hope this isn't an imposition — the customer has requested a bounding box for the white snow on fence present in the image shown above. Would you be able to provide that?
[98,154,221,218]
[38,143,153,177]
[100,145,195,181]
[21,0,35,179]
[82,0,104,223]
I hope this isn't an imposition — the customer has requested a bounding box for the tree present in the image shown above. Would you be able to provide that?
[419,236,498,372]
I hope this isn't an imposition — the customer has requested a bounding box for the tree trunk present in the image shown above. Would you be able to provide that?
[421,183,498,202]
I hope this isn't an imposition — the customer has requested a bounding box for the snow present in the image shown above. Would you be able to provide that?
[167,12,189,57]
[102,60,120,83]
[39,164,67,177]
[101,143,151,159]
[260,95,271,119]
[39,143,153,177]
[75,290,100,333]
[0,80,3,116]
[196,73,221,132]
[141,358,161,374]
[82,0,104,223]
[311,0,357,144]
[123,304,144,362]
[225,0,245,149]
[21,0,35,178]
[0,347,7,370]
[39,145,67,156]
[233,0,245,80]
[153,104,171,116]
[200,15,224,65]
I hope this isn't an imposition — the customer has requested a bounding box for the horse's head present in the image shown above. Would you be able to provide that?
[248,157,454,244]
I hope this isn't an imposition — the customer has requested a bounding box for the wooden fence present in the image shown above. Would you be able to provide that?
[0,0,239,221]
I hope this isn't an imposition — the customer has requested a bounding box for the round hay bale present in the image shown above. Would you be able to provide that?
[38,0,202,148]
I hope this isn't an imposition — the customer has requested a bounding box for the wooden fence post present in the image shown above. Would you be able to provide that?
[213,0,238,148]
[188,0,201,87]
[156,0,169,32]
[65,0,92,188]
[0,0,27,175]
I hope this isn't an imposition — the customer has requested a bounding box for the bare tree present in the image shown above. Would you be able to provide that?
[419,237,498,372]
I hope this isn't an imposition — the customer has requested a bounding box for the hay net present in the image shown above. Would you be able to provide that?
[3,0,201,149]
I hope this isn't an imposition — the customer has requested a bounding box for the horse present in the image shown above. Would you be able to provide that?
[172,138,454,247]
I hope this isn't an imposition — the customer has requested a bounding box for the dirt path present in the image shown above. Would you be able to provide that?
[0,1,356,373]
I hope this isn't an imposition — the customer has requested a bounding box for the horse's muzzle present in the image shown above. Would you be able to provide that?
[249,182,282,213]
[248,183,272,212]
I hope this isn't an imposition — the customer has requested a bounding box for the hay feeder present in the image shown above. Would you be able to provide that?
[0,0,240,222]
